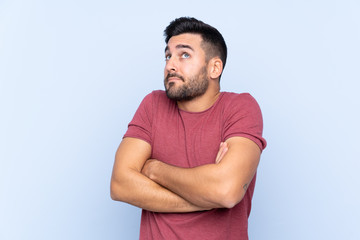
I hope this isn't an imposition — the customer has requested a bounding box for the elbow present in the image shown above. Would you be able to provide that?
[216,185,245,209]
[110,188,119,201]
[110,169,140,202]
[220,192,244,209]
[220,196,243,209]
[110,183,118,201]
[110,179,124,201]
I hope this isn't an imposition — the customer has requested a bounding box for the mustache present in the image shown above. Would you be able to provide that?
[165,73,184,82]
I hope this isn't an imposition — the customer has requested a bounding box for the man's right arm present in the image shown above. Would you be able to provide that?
[110,137,208,213]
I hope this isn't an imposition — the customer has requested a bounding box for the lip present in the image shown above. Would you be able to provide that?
[167,77,182,83]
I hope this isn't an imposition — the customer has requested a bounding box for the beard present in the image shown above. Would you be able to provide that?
[164,66,209,101]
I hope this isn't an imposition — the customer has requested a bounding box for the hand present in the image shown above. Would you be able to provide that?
[141,159,158,179]
[215,142,228,164]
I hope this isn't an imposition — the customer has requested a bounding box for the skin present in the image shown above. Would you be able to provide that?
[164,33,223,112]
[164,36,209,102]
[110,137,209,212]
[142,137,260,208]
[110,33,261,211]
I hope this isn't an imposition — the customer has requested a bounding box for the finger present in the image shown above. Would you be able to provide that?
[215,142,228,163]
[215,142,224,162]
[217,144,228,163]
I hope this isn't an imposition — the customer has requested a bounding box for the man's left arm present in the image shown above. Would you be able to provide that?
[141,136,261,209]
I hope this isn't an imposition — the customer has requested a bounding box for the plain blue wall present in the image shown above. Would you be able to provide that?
[1,0,359,239]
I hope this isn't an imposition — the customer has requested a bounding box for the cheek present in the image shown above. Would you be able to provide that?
[164,68,169,78]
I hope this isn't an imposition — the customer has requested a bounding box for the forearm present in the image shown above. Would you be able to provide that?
[143,161,230,208]
[111,137,209,213]
[111,168,209,213]
[143,138,261,209]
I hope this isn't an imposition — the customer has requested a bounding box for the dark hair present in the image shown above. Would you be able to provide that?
[164,17,227,75]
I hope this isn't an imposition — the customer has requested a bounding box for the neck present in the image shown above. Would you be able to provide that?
[177,85,221,112]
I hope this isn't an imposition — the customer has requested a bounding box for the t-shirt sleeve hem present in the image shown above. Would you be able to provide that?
[224,133,266,152]
[123,134,152,145]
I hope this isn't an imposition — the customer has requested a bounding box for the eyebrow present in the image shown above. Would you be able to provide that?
[165,44,194,53]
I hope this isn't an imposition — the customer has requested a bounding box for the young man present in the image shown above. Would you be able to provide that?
[111,17,267,239]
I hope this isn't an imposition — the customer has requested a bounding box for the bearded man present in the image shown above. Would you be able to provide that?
[111,17,267,240]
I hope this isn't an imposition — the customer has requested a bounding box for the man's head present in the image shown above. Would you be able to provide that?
[164,17,227,71]
[163,17,227,101]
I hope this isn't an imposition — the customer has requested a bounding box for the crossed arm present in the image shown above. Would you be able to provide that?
[110,136,261,212]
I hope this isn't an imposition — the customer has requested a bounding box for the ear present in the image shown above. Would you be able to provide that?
[208,57,223,80]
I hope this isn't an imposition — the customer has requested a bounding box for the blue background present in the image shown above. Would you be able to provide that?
[1,0,359,239]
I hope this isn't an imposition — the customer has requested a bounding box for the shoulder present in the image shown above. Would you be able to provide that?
[220,92,266,150]
[140,90,169,105]
[144,90,170,102]
[220,92,261,109]
[219,92,263,126]
[139,90,177,113]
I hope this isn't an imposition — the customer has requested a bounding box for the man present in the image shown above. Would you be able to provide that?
[111,17,266,239]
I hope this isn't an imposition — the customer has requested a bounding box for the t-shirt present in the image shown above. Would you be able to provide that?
[124,90,267,240]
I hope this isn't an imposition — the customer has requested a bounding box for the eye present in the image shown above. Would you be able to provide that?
[165,54,171,61]
[181,52,190,59]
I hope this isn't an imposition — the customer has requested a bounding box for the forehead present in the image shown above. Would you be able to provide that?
[166,33,203,51]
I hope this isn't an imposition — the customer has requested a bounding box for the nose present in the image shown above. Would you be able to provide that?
[165,57,177,73]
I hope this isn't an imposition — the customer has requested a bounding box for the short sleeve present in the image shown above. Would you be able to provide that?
[123,92,154,144]
[223,93,267,151]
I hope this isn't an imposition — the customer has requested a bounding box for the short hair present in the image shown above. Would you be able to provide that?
[164,17,227,74]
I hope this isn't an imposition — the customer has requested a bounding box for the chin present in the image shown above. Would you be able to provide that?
[166,82,177,91]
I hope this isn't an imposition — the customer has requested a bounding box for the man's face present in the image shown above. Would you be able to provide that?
[164,33,209,101]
